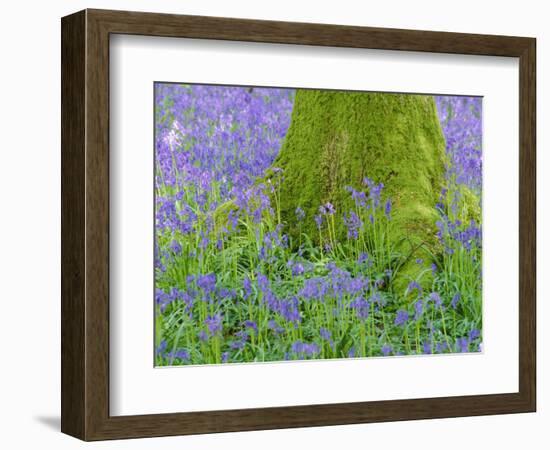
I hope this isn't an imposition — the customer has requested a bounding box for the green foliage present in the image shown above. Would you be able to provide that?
[274,90,447,291]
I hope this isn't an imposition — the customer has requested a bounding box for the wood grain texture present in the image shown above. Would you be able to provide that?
[61,10,86,439]
[60,8,537,441]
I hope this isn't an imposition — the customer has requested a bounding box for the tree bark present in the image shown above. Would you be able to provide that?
[274,90,447,291]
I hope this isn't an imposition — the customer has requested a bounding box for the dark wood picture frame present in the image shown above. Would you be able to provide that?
[61,8,536,441]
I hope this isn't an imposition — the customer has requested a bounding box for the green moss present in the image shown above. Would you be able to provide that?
[274,90,447,292]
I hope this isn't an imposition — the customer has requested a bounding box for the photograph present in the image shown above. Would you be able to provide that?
[153,83,483,366]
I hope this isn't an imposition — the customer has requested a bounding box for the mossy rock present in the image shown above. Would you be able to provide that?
[273,90,448,293]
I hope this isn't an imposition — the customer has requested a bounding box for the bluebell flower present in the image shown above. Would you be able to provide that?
[384,199,392,219]
[323,202,336,215]
[291,340,320,358]
[343,211,362,240]
[422,341,432,354]
[170,240,182,254]
[267,319,284,334]
[456,337,469,353]
[320,327,332,341]
[156,340,167,357]
[407,280,422,296]
[243,276,252,300]
[414,299,424,321]
[170,348,190,361]
[394,310,409,326]
[244,320,258,335]
[350,296,370,320]
[314,214,323,229]
[291,262,305,276]
[381,344,392,356]
[198,330,208,342]
[429,292,443,308]
[451,292,461,309]
[435,342,449,353]
[197,273,217,295]
[205,313,223,335]
[357,252,369,264]
[469,329,481,341]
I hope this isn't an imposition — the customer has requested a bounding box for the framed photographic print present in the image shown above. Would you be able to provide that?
[61,9,536,441]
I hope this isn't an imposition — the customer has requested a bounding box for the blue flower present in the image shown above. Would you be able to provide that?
[343,211,362,240]
[170,240,182,254]
[291,262,305,276]
[469,329,481,341]
[170,348,190,361]
[384,199,392,219]
[198,330,208,342]
[381,344,392,356]
[197,273,217,295]
[156,340,167,357]
[451,292,461,309]
[407,281,422,296]
[422,341,432,354]
[394,310,409,326]
[267,320,284,334]
[205,313,223,335]
[314,214,323,229]
[456,337,469,353]
[291,340,320,358]
[357,252,369,264]
[435,342,449,353]
[429,292,443,308]
[242,276,252,299]
[323,202,336,215]
[244,320,258,335]
[350,296,370,320]
[414,299,424,321]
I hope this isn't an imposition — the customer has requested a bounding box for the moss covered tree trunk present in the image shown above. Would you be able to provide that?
[274,90,447,292]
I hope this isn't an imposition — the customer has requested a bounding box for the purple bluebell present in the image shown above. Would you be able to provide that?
[197,273,217,295]
[456,337,469,353]
[350,296,370,320]
[198,330,208,342]
[384,199,392,219]
[314,214,323,229]
[429,292,443,308]
[422,341,432,354]
[469,329,481,341]
[414,299,424,321]
[170,348,190,361]
[381,344,392,356]
[291,341,320,358]
[156,340,167,357]
[407,281,422,296]
[242,276,252,299]
[451,292,461,309]
[244,320,258,335]
[394,310,409,326]
[267,320,284,334]
[343,211,362,240]
[205,313,223,335]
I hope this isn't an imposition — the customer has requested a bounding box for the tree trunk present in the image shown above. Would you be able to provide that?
[274,90,447,292]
